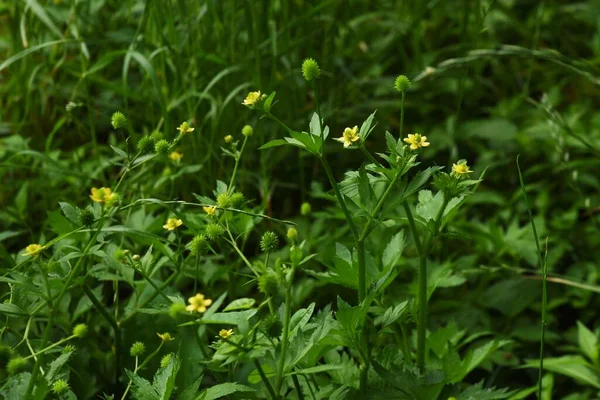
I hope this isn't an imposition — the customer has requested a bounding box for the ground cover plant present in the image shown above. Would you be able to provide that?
[2,0,600,399]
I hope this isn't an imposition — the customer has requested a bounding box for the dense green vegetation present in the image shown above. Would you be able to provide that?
[2,0,600,399]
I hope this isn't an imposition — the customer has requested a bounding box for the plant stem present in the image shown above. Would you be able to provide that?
[275,265,295,395]
[400,91,405,138]
[254,359,278,400]
[228,135,249,194]
[292,374,305,400]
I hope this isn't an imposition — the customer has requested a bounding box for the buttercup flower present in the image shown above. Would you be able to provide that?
[219,329,234,339]
[163,218,183,231]
[157,332,175,342]
[203,205,217,216]
[186,293,213,313]
[90,187,114,203]
[23,244,45,257]
[177,121,194,134]
[169,151,183,162]
[242,91,266,107]
[451,160,473,178]
[403,133,430,150]
[335,126,360,148]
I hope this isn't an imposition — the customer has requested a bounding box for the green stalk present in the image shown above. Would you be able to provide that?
[275,265,296,395]
[400,91,405,138]
[254,359,278,400]
[228,135,249,194]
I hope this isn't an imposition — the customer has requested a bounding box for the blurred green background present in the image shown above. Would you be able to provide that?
[2,0,600,396]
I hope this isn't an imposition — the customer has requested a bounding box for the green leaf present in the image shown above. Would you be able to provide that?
[263,91,276,112]
[523,355,600,389]
[380,301,408,328]
[153,353,181,400]
[200,310,257,326]
[289,303,315,339]
[0,303,28,317]
[286,364,343,376]
[223,298,255,312]
[196,383,255,400]
[358,111,377,141]
[45,351,73,382]
[577,321,598,363]
[458,381,515,400]
[452,339,511,383]
[59,202,80,225]
[403,166,443,199]
[127,369,159,400]
[358,166,376,212]
[25,0,64,38]
[110,145,128,159]
[258,139,289,150]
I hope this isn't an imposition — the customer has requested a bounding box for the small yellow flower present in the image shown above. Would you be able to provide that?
[23,244,45,257]
[224,135,233,143]
[157,332,175,342]
[90,187,114,203]
[177,121,195,134]
[203,205,217,216]
[163,218,183,231]
[242,91,266,107]
[335,126,360,148]
[451,160,473,177]
[186,293,213,313]
[219,329,234,339]
[403,133,430,150]
[169,151,183,162]
[104,192,118,207]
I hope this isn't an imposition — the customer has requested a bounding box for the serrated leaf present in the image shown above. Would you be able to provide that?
[110,145,128,158]
[223,298,255,311]
[358,111,377,141]
[196,382,255,400]
[153,353,180,400]
[577,321,598,363]
[59,202,80,225]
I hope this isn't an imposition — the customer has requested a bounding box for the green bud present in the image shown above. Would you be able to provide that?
[302,58,321,81]
[188,235,209,257]
[137,136,155,155]
[130,341,146,357]
[111,111,127,129]
[394,75,411,93]
[300,202,311,216]
[286,227,297,240]
[154,139,171,156]
[205,223,225,241]
[242,125,254,137]
[72,323,88,338]
[260,231,279,253]
[169,302,186,318]
[52,379,70,395]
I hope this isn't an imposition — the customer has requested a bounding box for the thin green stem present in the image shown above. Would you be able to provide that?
[228,135,249,194]
[254,359,278,400]
[275,265,295,395]
[400,91,405,138]
[403,203,423,256]
[24,335,75,360]
[292,374,305,400]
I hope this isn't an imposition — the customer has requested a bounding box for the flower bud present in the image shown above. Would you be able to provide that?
[224,135,233,143]
[72,323,88,338]
[286,227,297,240]
[242,125,253,137]
[300,202,312,216]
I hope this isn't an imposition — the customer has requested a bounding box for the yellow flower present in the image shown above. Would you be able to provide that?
[224,135,233,143]
[451,160,473,177]
[169,151,183,162]
[104,192,118,207]
[335,126,360,148]
[23,244,45,257]
[403,133,430,150]
[186,293,213,313]
[242,91,266,107]
[203,205,217,216]
[90,187,114,203]
[219,329,234,339]
[177,121,195,134]
[157,332,175,342]
[163,218,183,231]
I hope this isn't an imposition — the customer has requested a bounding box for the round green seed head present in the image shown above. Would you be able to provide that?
[228,192,245,208]
[394,75,411,92]
[188,235,209,257]
[130,341,146,357]
[7,357,27,375]
[52,379,70,395]
[302,58,321,81]
[154,139,171,156]
[258,269,280,296]
[0,345,12,368]
[62,344,76,354]
[242,125,254,137]
[260,231,279,253]
[300,202,312,216]
[262,314,282,338]
[137,136,155,155]
[150,131,164,142]
[205,223,225,241]
[216,193,230,208]
[160,353,172,368]
[78,206,95,227]
[111,111,127,129]
[72,323,88,338]
[169,302,186,318]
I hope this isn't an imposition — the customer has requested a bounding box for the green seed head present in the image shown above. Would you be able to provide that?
[262,314,283,338]
[73,323,88,338]
[188,235,209,257]
[394,75,411,93]
[7,357,27,375]
[160,353,172,368]
[260,231,279,253]
[111,111,127,130]
[258,269,280,296]
[137,136,155,155]
[52,379,70,395]
[216,193,230,208]
[0,345,12,368]
[300,202,312,216]
[302,58,321,81]
[286,227,298,240]
[242,125,254,137]
[150,130,164,142]
[78,206,95,227]
[169,302,186,318]
[228,192,245,208]
[205,223,225,241]
[130,341,146,357]
[154,139,171,156]
[62,344,76,354]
